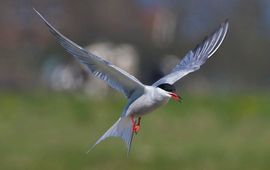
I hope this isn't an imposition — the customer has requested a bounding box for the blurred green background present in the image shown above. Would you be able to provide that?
[1,91,270,169]
[1,0,270,169]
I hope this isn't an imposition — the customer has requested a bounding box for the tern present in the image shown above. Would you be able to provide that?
[34,9,229,153]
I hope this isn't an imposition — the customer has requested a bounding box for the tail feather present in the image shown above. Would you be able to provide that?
[91,117,134,153]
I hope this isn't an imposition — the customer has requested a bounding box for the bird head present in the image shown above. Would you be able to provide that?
[157,83,182,102]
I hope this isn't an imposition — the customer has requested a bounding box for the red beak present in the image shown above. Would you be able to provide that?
[169,92,182,102]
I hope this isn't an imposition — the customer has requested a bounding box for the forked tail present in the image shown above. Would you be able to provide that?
[91,117,134,153]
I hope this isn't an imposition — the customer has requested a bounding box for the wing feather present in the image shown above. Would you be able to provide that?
[153,20,229,86]
[34,9,144,98]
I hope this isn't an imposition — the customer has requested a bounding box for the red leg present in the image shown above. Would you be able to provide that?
[133,117,141,134]
[131,115,142,134]
[137,117,141,126]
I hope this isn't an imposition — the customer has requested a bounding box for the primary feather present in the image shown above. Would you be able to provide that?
[34,9,144,99]
[153,20,229,86]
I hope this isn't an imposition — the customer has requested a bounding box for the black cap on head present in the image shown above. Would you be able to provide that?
[157,83,176,92]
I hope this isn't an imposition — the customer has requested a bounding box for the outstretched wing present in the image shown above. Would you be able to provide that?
[153,20,229,86]
[34,9,144,98]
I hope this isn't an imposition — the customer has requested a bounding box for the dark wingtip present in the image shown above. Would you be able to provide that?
[222,19,229,28]
[33,8,39,15]
[33,8,45,23]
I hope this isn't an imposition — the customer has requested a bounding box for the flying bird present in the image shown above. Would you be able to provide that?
[34,9,229,153]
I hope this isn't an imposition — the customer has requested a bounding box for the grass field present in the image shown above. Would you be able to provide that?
[0,90,270,170]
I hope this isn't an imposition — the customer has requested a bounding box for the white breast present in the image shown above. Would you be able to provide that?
[125,86,170,117]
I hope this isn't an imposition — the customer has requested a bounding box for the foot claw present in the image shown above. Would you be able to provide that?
[131,116,141,134]
[133,125,140,134]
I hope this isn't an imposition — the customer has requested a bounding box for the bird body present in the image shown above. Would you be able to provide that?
[125,86,171,117]
[34,8,229,153]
